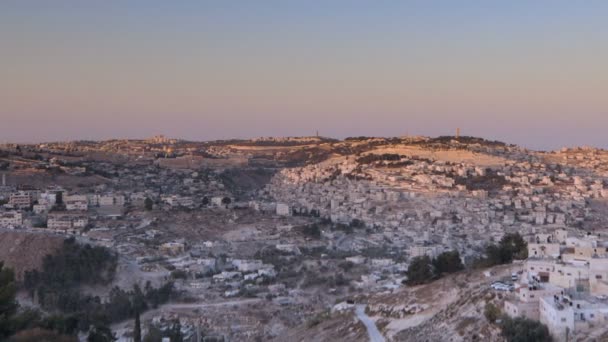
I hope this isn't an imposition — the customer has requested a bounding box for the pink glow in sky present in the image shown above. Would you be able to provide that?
[1,1,607,150]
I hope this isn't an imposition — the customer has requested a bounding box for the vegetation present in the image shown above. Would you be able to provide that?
[405,251,465,285]
[299,224,322,239]
[143,320,183,342]
[356,153,404,164]
[18,239,174,336]
[306,309,331,328]
[453,169,510,193]
[144,198,153,211]
[425,136,508,147]
[0,262,18,340]
[405,256,435,285]
[483,303,501,323]
[475,233,528,268]
[499,316,552,342]
[24,237,118,293]
[171,270,188,279]
[433,250,465,276]
[87,324,116,342]
[133,309,141,342]
[484,300,551,342]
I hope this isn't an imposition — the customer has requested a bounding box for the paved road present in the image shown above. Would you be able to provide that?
[355,305,386,342]
[163,298,261,309]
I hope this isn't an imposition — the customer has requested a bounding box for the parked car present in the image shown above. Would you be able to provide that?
[491,282,514,291]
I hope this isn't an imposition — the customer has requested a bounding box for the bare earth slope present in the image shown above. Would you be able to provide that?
[0,230,64,280]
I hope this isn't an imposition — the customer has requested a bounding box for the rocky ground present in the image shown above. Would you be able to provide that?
[0,230,64,280]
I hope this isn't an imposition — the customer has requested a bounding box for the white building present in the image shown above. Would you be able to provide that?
[276,203,291,216]
[99,194,125,207]
[65,195,89,211]
[9,192,31,209]
[163,195,194,208]
[47,211,88,231]
[0,211,22,228]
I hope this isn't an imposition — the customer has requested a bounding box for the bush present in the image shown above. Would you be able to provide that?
[433,251,464,275]
[499,316,552,342]
[338,261,355,272]
[171,270,188,280]
[404,251,465,286]
[484,303,501,323]
[405,256,434,285]
[300,224,321,239]
[476,233,528,268]
[144,198,153,211]
[306,310,331,328]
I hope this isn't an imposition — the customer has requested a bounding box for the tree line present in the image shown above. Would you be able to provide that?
[405,233,528,286]
[404,250,465,285]
[2,238,176,341]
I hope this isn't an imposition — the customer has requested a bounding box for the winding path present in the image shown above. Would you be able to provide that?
[355,305,386,342]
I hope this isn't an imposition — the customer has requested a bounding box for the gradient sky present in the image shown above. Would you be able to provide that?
[1,1,607,150]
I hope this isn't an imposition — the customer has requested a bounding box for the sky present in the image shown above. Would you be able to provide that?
[1,1,607,150]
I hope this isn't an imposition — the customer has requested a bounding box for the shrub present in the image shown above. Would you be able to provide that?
[484,303,501,323]
[499,316,552,342]
[433,251,464,275]
[405,256,434,285]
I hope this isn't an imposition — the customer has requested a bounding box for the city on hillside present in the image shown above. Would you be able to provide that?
[1,135,608,341]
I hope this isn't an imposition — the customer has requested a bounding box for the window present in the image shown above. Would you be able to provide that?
[596,275,603,279]
[530,295,535,298]
[561,318,566,322]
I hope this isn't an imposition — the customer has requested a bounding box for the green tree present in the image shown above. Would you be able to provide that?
[143,326,163,342]
[300,224,321,239]
[221,197,231,206]
[480,233,528,267]
[133,309,141,342]
[405,256,434,285]
[165,320,183,342]
[499,233,528,261]
[433,251,464,275]
[144,198,153,211]
[484,303,501,323]
[499,317,552,342]
[87,324,116,342]
[0,262,18,339]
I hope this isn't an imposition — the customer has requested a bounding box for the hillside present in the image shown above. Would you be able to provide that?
[279,264,521,342]
[0,230,64,280]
